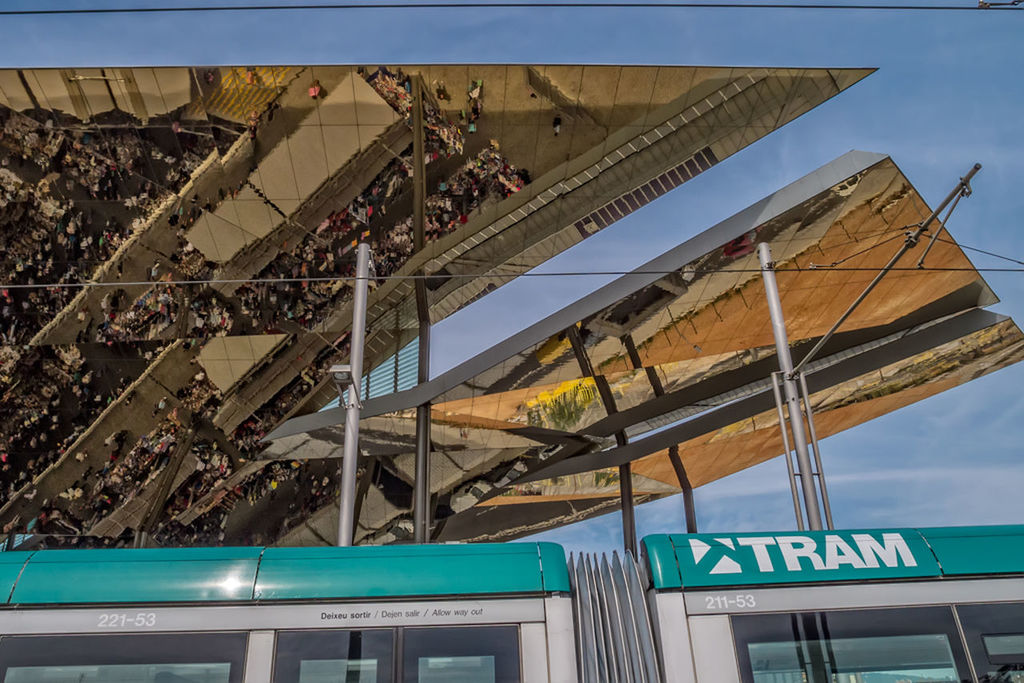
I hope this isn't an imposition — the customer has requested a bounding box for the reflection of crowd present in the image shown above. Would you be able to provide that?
[237,140,528,333]
[0,106,217,344]
[235,149,412,331]
[231,346,342,455]
[1,69,535,547]
[155,508,230,547]
[280,466,338,534]
[96,283,234,343]
[1,167,93,344]
[0,345,133,510]
[140,71,533,545]
[164,442,232,518]
[363,66,464,158]
[77,421,181,529]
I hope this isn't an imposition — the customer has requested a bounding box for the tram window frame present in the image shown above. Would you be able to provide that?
[272,629,395,683]
[731,606,974,683]
[402,625,521,683]
[956,602,1024,680]
[0,631,248,683]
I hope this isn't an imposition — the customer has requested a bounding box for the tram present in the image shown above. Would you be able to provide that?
[642,525,1024,683]
[0,525,1023,682]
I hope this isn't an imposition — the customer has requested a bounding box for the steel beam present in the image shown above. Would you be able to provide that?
[622,333,697,533]
[667,446,697,534]
[567,326,637,556]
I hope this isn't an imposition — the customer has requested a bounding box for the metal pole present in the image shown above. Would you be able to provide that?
[759,243,823,530]
[799,373,834,530]
[337,242,371,547]
[412,322,431,544]
[914,164,980,267]
[770,371,804,531]
[411,76,432,544]
[792,163,981,376]
[413,380,431,542]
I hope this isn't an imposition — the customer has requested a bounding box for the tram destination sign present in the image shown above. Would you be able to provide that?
[649,529,943,588]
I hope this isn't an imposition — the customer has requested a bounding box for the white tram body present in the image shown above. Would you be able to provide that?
[3,526,1024,682]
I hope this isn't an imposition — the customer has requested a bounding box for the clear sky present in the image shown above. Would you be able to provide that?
[1,1,1021,554]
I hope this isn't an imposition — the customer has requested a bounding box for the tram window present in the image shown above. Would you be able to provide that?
[0,632,246,683]
[732,607,972,683]
[983,634,1024,659]
[402,626,520,683]
[273,630,394,683]
[956,603,1024,681]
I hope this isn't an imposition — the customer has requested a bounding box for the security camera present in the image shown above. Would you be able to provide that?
[330,364,353,385]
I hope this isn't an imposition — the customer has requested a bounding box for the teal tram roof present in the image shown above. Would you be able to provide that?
[644,525,1024,590]
[0,542,569,605]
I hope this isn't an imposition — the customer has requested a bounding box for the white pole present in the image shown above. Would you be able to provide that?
[759,242,823,531]
[336,243,371,546]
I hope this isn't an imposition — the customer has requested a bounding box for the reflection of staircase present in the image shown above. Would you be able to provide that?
[196,67,301,123]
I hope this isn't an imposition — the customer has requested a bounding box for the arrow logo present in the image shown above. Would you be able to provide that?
[690,538,743,575]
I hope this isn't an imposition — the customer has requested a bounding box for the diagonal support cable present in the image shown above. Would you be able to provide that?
[790,162,981,377]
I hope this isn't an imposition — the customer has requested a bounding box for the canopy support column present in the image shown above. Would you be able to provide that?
[334,242,372,547]
[411,76,432,544]
[759,242,825,531]
[567,326,637,557]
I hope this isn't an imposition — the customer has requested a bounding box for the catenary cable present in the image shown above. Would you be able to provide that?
[0,2,1021,16]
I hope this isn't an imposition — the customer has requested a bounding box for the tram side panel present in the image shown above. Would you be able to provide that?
[0,596,563,683]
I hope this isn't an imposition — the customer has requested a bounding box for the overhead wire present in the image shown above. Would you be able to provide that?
[5,264,1024,291]
[935,235,1024,267]
[0,1,1021,15]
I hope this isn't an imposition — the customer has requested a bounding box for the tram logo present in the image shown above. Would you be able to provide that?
[689,533,919,576]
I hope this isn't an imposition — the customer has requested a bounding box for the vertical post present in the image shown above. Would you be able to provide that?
[413,336,431,544]
[770,372,805,531]
[619,464,637,554]
[411,76,431,544]
[337,242,371,547]
[799,373,834,529]
[759,243,823,531]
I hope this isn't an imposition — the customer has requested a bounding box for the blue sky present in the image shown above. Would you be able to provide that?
[1,1,1022,553]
